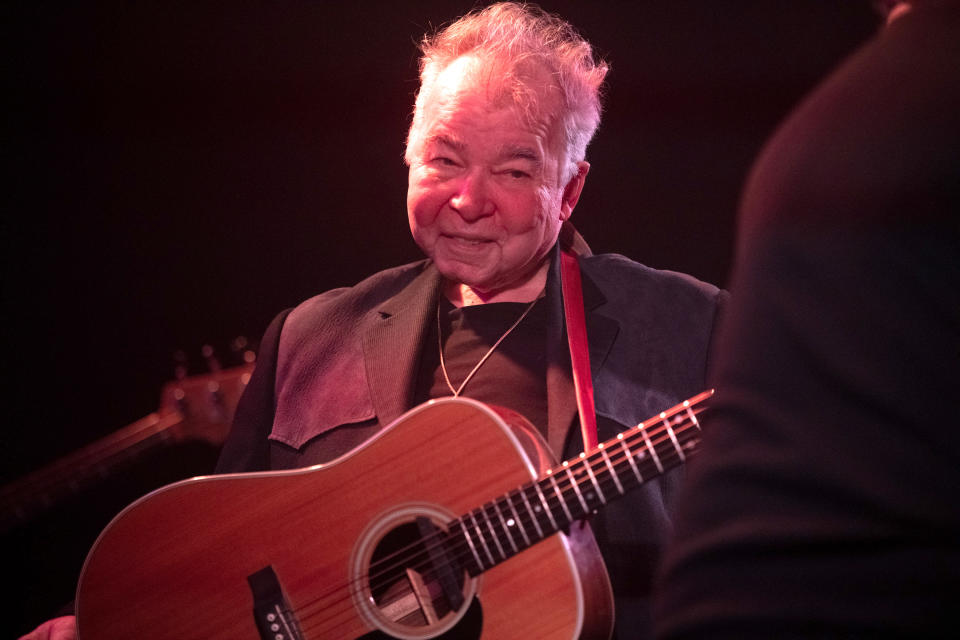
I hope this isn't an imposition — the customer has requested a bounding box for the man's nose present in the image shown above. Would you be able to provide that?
[449,173,494,221]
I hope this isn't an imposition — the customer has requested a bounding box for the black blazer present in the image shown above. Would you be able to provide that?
[217,245,724,638]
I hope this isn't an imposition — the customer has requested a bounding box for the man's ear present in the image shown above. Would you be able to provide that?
[560,161,590,220]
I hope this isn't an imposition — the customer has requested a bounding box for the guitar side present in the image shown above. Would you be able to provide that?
[75,397,614,639]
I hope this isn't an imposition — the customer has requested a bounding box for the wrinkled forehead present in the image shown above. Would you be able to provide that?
[418,54,565,145]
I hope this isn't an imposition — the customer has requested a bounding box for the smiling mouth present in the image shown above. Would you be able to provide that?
[444,235,491,246]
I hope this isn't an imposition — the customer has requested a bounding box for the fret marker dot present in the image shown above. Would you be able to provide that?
[617,433,624,440]
[660,412,667,419]
[579,452,586,459]
[562,461,569,467]
[507,518,515,527]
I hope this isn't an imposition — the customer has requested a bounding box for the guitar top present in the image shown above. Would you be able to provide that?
[75,391,711,639]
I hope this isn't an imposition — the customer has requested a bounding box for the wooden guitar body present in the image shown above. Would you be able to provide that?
[76,397,615,639]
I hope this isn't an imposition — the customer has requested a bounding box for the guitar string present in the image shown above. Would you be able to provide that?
[298,428,701,640]
[295,416,702,636]
[293,409,706,635]
[298,445,690,638]
[353,402,707,589]
[286,384,708,628]
[293,394,714,625]
[397,415,701,581]
[290,409,705,635]
[298,424,700,638]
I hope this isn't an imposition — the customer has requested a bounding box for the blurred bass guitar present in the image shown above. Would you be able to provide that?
[0,363,254,533]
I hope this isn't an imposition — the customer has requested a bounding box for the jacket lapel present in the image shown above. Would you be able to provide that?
[359,248,620,457]
[362,264,442,427]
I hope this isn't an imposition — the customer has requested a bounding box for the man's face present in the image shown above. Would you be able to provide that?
[406,57,583,298]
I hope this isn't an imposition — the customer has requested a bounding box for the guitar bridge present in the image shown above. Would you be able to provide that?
[247,565,303,640]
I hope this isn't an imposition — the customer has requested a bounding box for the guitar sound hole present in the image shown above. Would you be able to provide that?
[356,601,483,640]
[352,505,480,638]
[369,522,465,627]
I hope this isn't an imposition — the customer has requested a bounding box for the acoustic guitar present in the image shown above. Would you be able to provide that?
[75,389,712,639]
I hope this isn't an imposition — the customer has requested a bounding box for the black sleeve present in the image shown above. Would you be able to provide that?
[653,6,960,638]
[214,309,292,473]
[703,287,729,385]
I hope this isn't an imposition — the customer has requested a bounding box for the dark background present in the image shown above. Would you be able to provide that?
[5,1,879,633]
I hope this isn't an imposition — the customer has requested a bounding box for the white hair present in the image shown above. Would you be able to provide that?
[406,2,609,182]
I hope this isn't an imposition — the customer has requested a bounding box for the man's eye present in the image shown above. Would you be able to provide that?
[507,169,530,179]
[433,157,457,166]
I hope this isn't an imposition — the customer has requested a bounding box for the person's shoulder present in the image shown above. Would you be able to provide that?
[582,252,722,302]
[287,259,432,327]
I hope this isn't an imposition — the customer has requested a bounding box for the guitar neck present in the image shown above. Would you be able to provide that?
[0,363,253,533]
[450,389,712,574]
[0,411,186,531]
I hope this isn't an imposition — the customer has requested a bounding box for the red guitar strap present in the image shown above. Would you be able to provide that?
[560,246,599,451]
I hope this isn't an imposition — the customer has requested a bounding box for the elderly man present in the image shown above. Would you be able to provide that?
[23,4,723,639]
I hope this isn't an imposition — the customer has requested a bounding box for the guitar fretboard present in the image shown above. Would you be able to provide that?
[449,390,711,574]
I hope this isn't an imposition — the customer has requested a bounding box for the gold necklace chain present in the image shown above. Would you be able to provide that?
[437,297,540,397]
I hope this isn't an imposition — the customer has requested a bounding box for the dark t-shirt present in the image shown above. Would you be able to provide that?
[415,298,549,438]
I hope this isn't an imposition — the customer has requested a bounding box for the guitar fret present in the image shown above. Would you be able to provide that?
[582,456,608,504]
[522,486,547,538]
[506,492,531,547]
[661,412,686,462]
[686,406,701,430]
[70,389,715,640]
[457,406,704,575]
[640,423,664,473]
[565,466,590,514]
[533,481,559,532]
[448,393,711,576]
[620,437,644,484]
[451,391,711,576]
[468,511,495,568]
[547,473,573,523]
[481,506,507,561]
[492,498,519,554]
[457,519,485,573]
[599,445,624,495]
